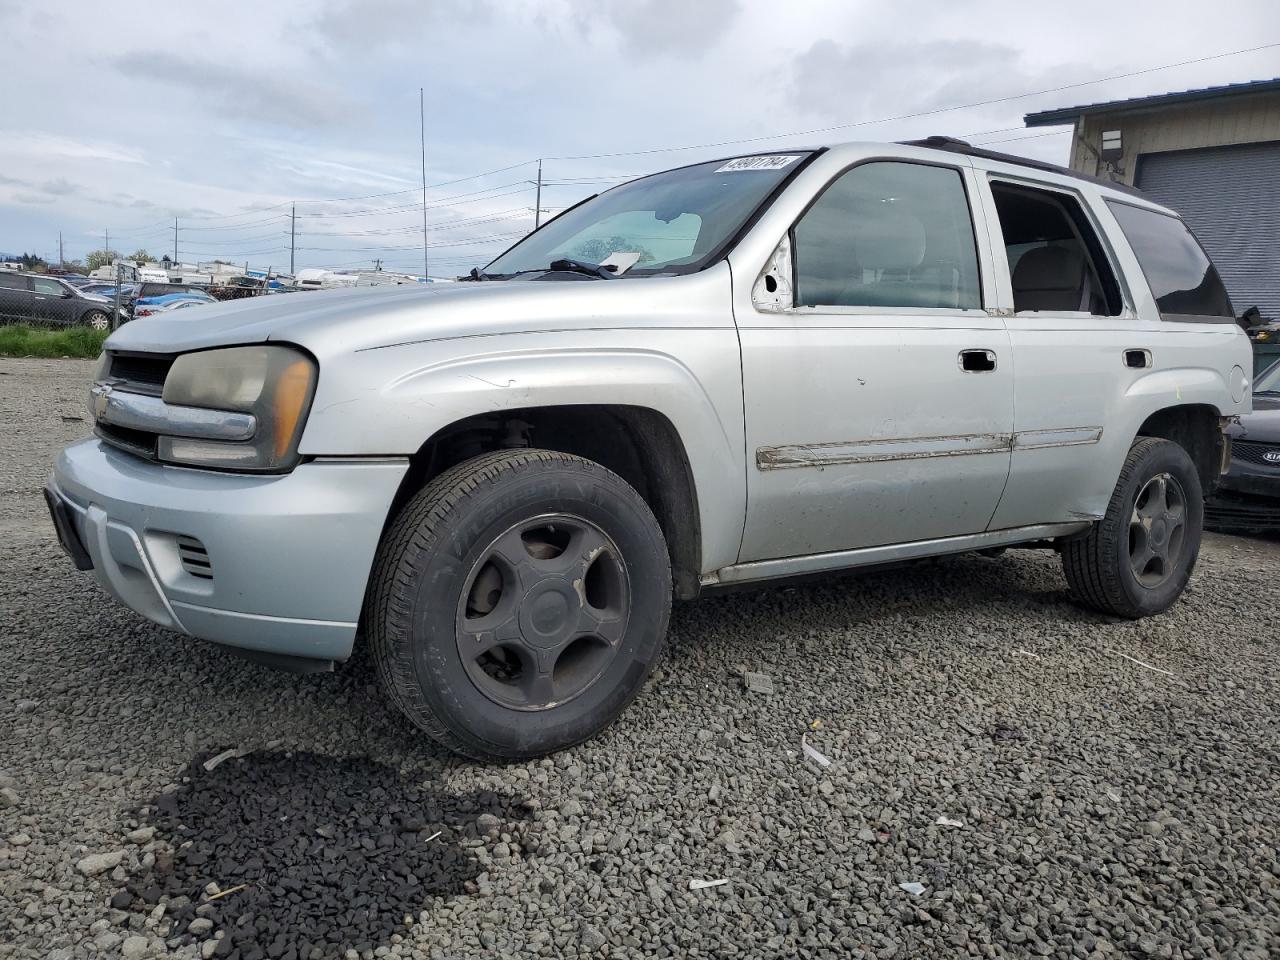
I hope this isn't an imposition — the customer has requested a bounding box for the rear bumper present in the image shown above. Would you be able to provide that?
[49,438,407,661]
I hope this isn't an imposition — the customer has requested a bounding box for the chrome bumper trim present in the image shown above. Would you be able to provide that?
[91,383,256,441]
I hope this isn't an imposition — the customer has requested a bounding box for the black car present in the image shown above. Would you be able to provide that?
[0,270,126,330]
[1207,359,1280,532]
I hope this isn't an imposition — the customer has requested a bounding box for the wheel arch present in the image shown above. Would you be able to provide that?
[381,404,704,599]
[1132,402,1225,494]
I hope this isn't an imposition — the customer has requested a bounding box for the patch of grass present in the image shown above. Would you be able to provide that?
[0,325,109,359]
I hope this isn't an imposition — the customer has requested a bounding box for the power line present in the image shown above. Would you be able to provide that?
[296,232,524,253]
[970,129,1073,146]
[543,40,1280,160]
[58,40,1278,278]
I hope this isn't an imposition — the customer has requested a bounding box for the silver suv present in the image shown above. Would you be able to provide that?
[48,139,1253,759]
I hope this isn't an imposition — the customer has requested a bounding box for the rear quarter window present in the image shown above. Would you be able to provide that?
[1105,200,1234,320]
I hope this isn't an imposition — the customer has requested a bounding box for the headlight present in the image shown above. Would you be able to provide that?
[159,345,317,471]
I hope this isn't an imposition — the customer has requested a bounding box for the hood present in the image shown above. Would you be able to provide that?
[101,267,729,357]
[1229,393,1280,443]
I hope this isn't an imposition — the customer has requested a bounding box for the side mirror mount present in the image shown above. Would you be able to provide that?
[751,234,794,313]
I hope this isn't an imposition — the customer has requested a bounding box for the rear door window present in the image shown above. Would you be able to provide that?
[0,273,29,290]
[990,182,1123,316]
[1105,200,1233,320]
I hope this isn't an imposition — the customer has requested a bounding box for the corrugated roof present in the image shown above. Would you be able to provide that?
[1024,77,1280,127]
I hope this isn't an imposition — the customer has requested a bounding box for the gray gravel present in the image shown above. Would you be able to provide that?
[2,355,1279,959]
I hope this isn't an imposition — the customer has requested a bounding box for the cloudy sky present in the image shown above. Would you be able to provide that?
[0,0,1274,276]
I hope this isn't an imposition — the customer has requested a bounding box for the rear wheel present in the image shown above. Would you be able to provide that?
[366,449,671,760]
[84,310,109,330]
[1062,437,1203,618]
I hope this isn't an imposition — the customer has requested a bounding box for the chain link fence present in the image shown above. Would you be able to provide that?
[0,264,127,331]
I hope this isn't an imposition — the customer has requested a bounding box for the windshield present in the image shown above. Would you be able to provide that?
[1256,359,1280,394]
[484,152,812,277]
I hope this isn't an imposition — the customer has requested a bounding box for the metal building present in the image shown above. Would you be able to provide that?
[1025,78,1280,322]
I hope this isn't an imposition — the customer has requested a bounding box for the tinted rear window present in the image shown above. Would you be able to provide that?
[0,273,27,290]
[139,283,200,297]
[1105,200,1233,319]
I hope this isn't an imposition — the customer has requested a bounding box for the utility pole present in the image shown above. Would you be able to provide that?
[535,159,543,229]
[289,203,296,276]
[419,86,429,281]
[58,232,64,269]
[173,218,178,265]
[104,230,109,255]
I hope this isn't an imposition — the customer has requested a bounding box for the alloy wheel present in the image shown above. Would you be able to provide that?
[455,514,630,711]
[1128,472,1187,588]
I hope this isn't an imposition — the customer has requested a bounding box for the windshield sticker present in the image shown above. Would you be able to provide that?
[715,155,802,173]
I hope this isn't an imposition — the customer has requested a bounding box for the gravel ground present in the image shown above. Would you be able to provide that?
[1,356,1278,960]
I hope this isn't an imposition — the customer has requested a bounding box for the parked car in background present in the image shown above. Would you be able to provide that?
[1207,359,1280,532]
[132,282,208,300]
[133,291,217,319]
[79,282,139,300]
[50,139,1252,760]
[0,270,126,329]
[110,282,209,319]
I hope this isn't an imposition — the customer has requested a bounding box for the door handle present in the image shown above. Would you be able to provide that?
[1124,348,1152,369]
[959,349,997,373]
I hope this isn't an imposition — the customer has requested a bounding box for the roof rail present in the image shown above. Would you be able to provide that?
[901,135,1145,197]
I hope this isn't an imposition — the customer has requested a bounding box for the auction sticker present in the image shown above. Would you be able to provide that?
[715,155,802,172]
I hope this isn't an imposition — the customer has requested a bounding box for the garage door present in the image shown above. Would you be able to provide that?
[1136,141,1280,321]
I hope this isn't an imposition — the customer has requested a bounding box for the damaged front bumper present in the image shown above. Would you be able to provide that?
[48,438,407,662]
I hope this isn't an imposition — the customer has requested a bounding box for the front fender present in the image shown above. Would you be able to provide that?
[298,328,747,573]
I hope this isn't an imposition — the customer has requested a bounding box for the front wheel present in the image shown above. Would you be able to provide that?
[83,310,110,331]
[365,449,671,760]
[1062,437,1203,618]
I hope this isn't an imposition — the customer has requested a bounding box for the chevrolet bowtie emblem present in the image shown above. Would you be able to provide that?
[91,383,112,420]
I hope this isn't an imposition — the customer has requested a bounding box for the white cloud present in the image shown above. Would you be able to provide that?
[1,0,1276,268]
[1,133,147,166]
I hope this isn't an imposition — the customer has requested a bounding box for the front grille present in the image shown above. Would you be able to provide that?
[107,352,175,397]
[176,537,213,580]
[1232,440,1280,468]
[95,351,175,458]
[94,422,157,460]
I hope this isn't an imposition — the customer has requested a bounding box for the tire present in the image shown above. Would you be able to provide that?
[83,310,109,331]
[365,449,671,761]
[1062,437,1203,618]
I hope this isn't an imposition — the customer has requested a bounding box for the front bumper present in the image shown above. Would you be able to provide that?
[1206,461,1280,531]
[1205,490,1280,531]
[49,438,407,661]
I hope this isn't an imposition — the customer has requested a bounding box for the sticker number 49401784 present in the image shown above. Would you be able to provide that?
[715,155,802,173]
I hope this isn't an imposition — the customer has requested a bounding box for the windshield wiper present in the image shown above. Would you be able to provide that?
[463,267,504,281]
[544,258,616,279]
